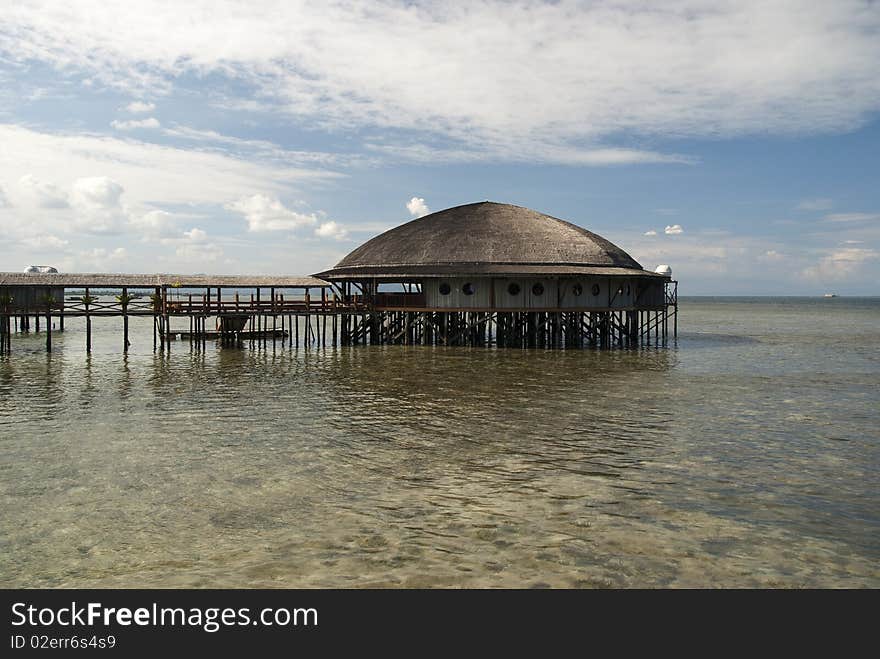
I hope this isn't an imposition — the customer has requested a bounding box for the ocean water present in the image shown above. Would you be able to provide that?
[0,297,878,588]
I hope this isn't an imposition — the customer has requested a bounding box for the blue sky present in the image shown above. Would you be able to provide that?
[1,1,878,294]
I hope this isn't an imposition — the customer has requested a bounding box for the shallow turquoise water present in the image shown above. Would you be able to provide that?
[1,297,878,587]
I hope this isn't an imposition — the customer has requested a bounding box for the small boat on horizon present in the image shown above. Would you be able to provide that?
[823,293,838,298]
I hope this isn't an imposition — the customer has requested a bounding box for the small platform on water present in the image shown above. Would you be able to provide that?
[168,329,289,341]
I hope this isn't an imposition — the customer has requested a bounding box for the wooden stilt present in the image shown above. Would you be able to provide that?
[85,287,92,354]
[122,287,130,353]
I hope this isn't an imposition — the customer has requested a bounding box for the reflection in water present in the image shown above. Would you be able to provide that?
[0,298,878,587]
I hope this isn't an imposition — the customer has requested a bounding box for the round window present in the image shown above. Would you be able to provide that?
[532,283,544,296]
[462,282,475,296]
[507,282,521,296]
[572,283,583,297]
[591,284,601,296]
[438,282,451,295]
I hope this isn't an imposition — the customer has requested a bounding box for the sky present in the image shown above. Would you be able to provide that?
[1,1,879,295]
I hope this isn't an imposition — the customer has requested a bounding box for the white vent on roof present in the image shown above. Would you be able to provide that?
[655,264,672,277]
[24,265,59,274]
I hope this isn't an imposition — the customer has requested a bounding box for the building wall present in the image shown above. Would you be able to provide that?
[0,286,65,312]
[424,278,492,308]
[422,277,667,310]
[634,279,666,307]
[559,278,605,308]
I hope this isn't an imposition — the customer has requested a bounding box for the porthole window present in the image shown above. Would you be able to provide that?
[591,284,601,296]
[572,283,583,297]
[462,282,475,296]
[439,282,451,295]
[532,283,544,296]
[507,282,521,296]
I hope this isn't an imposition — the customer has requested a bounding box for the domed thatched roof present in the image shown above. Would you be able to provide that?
[315,202,658,279]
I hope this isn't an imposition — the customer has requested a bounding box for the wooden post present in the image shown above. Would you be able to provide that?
[163,286,170,350]
[271,287,276,345]
[122,287,130,352]
[187,293,193,346]
[45,288,52,353]
[270,287,278,348]
[305,290,310,347]
[85,287,92,354]
[152,286,159,350]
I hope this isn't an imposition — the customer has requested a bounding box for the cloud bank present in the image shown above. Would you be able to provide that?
[3,1,879,162]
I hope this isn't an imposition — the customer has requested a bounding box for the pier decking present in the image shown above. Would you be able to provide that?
[0,267,677,355]
[0,272,358,354]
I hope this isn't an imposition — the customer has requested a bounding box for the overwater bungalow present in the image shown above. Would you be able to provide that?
[315,202,677,347]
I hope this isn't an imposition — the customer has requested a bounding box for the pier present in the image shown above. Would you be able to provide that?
[0,272,356,354]
[0,271,676,354]
[0,203,680,355]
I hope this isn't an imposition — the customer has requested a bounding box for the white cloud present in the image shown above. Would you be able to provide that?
[0,125,347,276]
[643,230,658,236]
[0,124,340,210]
[621,229,880,294]
[314,221,348,240]
[70,176,124,210]
[124,100,155,113]
[174,227,223,262]
[19,234,69,249]
[151,226,225,263]
[628,235,738,277]
[0,185,10,208]
[802,247,879,281]
[4,2,879,163]
[76,247,128,271]
[183,227,207,242]
[130,209,178,239]
[226,194,319,232]
[664,224,684,235]
[522,148,692,166]
[18,174,69,208]
[68,176,127,234]
[162,124,355,167]
[824,212,880,223]
[174,242,223,262]
[110,117,160,130]
[368,142,693,165]
[407,197,429,218]
[797,198,833,211]
[760,250,785,261]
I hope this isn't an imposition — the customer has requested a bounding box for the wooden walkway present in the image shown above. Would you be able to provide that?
[0,272,677,354]
[0,272,363,354]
